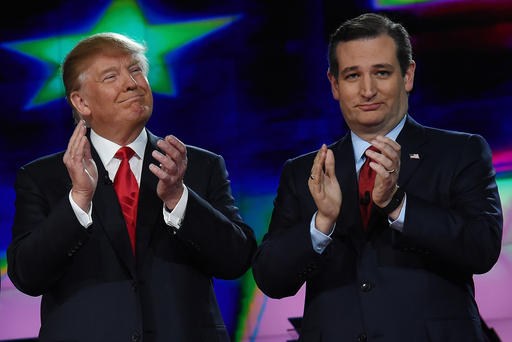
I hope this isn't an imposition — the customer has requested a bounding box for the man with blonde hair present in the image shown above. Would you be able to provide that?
[8,32,256,342]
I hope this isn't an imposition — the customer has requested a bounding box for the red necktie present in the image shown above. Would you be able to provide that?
[113,147,139,255]
[359,146,379,230]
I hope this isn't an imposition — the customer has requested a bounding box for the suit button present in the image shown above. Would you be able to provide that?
[131,331,140,342]
[357,333,367,342]
[131,281,138,292]
[360,282,372,292]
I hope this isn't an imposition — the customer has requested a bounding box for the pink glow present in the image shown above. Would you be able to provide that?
[0,276,41,339]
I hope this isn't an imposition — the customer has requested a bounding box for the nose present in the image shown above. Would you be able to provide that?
[360,75,376,101]
[123,71,138,91]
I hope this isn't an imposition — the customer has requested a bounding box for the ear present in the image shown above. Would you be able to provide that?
[69,91,91,119]
[327,70,341,101]
[404,60,416,92]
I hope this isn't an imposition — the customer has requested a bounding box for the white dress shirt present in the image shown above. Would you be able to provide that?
[69,128,188,230]
[311,115,408,253]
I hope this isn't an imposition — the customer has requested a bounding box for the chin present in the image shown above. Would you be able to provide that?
[359,114,386,126]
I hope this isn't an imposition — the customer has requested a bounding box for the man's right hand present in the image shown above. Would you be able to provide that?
[308,144,342,234]
[63,120,98,212]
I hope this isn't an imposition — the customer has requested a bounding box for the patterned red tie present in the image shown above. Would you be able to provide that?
[359,146,379,230]
[113,147,139,255]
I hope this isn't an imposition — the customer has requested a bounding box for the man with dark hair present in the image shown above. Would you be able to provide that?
[253,13,502,341]
[8,32,256,342]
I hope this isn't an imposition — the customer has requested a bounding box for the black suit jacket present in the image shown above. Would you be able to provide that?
[7,129,256,342]
[252,117,502,342]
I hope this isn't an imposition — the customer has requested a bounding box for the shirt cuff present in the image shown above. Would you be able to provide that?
[310,212,335,254]
[389,193,407,232]
[69,190,93,228]
[163,184,188,229]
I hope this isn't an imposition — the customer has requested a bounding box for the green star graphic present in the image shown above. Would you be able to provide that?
[375,0,436,7]
[2,0,238,108]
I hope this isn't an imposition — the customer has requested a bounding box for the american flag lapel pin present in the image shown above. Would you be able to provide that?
[409,153,420,159]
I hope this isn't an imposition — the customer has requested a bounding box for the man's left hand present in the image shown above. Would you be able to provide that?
[366,136,401,208]
[149,135,188,210]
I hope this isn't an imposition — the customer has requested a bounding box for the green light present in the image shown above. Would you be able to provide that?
[2,0,238,108]
[0,250,6,277]
[497,177,512,205]
[376,0,441,6]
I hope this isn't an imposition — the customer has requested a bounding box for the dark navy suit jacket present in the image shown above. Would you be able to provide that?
[253,116,502,342]
[8,129,256,342]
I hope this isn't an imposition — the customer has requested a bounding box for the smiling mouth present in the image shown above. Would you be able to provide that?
[119,94,143,103]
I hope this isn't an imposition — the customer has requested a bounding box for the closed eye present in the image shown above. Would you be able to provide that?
[103,74,117,82]
[130,66,142,74]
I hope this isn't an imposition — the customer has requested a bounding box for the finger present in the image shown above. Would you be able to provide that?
[310,144,326,183]
[157,139,185,164]
[64,121,85,162]
[67,133,86,168]
[165,135,187,155]
[368,141,393,160]
[71,121,86,148]
[70,122,87,162]
[366,148,394,171]
[75,135,87,161]
[324,148,336,178]
[149,163,165,180]
[375,135,400,151]
[149,163,177,183]
[369,161,397,183]
[371,137,400,161]
[82,136,92,160]
[152,150,177,173]
[82,137,96,174]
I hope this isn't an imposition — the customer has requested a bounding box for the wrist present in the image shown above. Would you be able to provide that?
[163,185,184,210]
[315,212,336,234]
[71,189,92,212]
[388,200,404,221]
[374,186,405,217]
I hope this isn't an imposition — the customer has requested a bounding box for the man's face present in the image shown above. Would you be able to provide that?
[327,34,415,139]
[72,51,153,142]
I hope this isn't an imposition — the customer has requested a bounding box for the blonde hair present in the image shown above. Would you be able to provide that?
[61,32,148,122]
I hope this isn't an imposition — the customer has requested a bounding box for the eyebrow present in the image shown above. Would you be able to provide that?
[98,66,118,77]
[340,63,395,75]
[373,63,395,70]
[127,60,141,68]
[98,58,141,73]
[340,66,359,75]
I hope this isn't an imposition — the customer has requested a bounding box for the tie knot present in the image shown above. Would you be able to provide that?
[115,146,135,161]
[364,145,379,161]
[366,145,379,153]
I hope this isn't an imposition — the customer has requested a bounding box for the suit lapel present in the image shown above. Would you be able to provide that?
[333,134,364,243]
[365,116,427,237]
[396,116,428,188]
[89,135,137,278]
[134,131,163,265]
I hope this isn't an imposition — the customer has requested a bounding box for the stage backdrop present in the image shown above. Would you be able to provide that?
[0,0,511,341]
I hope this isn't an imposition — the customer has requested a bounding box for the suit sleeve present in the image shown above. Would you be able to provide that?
[402,134,502,274]
[252,159,323,299]
[175,154,257,280]
[7,166,91,296]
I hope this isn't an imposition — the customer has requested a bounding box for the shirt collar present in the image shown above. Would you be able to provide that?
[90,128,147,166]
[351,114,407,162]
